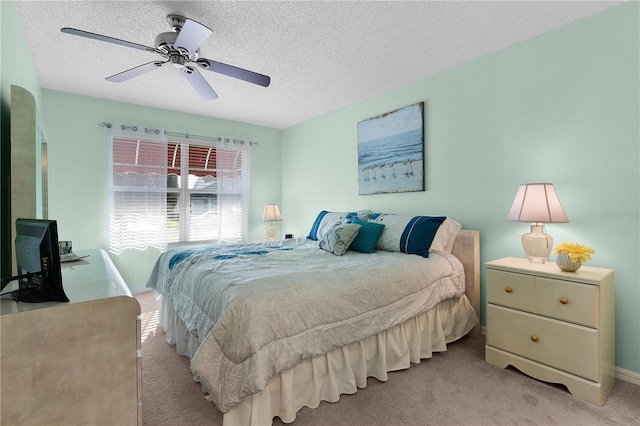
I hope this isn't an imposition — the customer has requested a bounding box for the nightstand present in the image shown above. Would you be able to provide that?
[485,257,615,405]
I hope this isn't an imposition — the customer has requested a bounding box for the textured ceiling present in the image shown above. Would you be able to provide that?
[14,1,624,129]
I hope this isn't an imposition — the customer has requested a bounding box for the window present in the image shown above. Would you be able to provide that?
[107,126,248,254]
[166,140,247,244]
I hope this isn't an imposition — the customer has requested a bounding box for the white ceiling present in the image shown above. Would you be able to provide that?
[14,1,624,129]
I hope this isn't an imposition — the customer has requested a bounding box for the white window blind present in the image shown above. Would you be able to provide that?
[107,126,168,254]
[107,125,249,254]
[168,136,248,245]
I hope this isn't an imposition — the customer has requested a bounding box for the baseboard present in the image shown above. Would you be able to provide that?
[616,367,640,385]
[479,326,639,385]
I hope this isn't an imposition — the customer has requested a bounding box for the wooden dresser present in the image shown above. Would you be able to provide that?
[485,257,615,405]
[1,249,142,425]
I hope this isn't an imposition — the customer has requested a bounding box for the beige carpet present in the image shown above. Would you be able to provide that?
[137,291,640,425]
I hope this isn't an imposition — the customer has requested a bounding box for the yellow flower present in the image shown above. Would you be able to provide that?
[553,242,595,263]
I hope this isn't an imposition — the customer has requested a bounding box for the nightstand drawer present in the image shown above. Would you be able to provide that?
[536,278,598,327]
[487,305,598,381]
[486,270,535,312]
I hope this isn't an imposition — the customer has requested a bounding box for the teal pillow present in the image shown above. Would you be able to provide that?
[349,217,385,253]
[319,223,361,256]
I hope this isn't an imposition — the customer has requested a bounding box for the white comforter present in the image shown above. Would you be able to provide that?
[146,238,465,412]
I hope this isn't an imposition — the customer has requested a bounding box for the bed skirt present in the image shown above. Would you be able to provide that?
[157,294,478,425]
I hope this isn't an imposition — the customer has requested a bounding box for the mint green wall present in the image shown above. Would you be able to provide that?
[41,90,282,292]
[282,3,639,374]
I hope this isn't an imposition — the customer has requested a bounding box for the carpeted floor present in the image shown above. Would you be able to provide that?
[137,291,640,425]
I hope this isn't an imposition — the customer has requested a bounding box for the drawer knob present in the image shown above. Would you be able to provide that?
[560,297,569,305]
[530,335,539,342]
[505,287,513,293]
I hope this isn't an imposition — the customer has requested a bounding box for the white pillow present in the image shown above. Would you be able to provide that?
[429,217,462,253]
[307,210,372,241]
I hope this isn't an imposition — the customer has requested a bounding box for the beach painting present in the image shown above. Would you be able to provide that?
[357,102,424,195]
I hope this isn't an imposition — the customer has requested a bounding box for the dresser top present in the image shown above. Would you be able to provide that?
[1,249,132,315]
[486,257,614,285]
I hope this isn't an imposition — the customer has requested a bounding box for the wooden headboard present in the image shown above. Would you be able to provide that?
[451,229,480,336]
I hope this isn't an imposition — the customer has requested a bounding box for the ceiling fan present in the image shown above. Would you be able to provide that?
[61,15,271,100]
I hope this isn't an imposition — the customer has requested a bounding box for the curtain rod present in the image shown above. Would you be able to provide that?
[98,122,259,146]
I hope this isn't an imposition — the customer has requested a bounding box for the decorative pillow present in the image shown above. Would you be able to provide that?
[367,213,447,257]
[349,217,385,253]
[430,217,462,253]
[307,210,372,241]
[319,223,361,256]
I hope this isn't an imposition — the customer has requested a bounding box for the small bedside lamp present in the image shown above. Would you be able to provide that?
[507,183,568,263]
[261,204,282,241]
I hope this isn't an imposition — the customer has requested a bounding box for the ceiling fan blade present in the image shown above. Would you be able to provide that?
[181,67,218,100]
[196,58,271,87]
[174,19,213,55]
[61,27,157,52]
[106,61,165,82]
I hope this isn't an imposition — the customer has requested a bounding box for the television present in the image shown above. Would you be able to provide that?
[5,218,69,303]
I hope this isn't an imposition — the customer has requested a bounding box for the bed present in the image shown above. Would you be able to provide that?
[147,211,480,425]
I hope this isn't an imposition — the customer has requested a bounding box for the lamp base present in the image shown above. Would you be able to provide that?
[265,223,276,241]
[522,223,553,263]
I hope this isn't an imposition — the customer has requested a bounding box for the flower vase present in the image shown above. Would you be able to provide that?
[556,253,582,272]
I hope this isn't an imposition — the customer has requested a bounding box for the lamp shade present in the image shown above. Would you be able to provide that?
[507,183,568,223]
[261,204,282,222]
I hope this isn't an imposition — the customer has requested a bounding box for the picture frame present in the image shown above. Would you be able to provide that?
[357,102,424,195]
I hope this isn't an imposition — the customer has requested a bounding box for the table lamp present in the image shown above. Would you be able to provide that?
[507,183,568,263]
[261,204,282,240]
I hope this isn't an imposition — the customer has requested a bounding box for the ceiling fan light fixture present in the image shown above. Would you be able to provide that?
[169,53,187,68]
